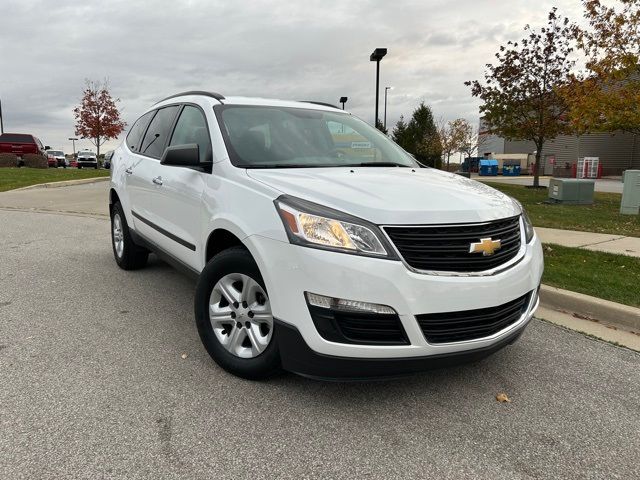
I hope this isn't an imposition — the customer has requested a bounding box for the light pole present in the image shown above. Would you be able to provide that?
[68,137,78,156]
[339,96,348,110]
[383,86,392,130]
[369,48,387,126]
[0,98,4,134]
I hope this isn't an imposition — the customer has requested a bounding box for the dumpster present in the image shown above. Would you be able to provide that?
[502,165,521,176]
[479,159,498,176]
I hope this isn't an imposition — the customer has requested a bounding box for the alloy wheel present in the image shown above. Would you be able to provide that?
[209,273,273,358]
[112,213,124,258]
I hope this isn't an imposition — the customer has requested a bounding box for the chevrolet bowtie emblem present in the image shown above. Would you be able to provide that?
[469,237,502,256]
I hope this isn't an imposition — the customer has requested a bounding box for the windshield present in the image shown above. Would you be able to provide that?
[49,151,63,155]
[216,105,418,169]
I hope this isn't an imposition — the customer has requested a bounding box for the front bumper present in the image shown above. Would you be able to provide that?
[276,316,529,380]
[246,232,543,367]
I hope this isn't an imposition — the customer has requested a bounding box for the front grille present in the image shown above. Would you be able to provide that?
[308,305,408,345]
[416,292,532,344]
[384,216,522,273]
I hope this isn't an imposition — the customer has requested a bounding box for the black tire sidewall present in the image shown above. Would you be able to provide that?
[195,247,280,380]
[110,201,148,270]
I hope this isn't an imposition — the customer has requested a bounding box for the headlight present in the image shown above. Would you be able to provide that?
[275,195,396,258]
[522,209,535,243]
[511,198,535,243]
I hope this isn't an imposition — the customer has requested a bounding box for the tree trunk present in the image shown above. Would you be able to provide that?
[533,147,542,188]
[95,137,100,160]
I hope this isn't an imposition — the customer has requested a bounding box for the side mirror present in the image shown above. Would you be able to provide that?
[160,144,200,167]
[44,145,51,150]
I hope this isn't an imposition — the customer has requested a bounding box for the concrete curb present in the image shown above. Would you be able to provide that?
[11,176,109,191]
[540,284,640,332]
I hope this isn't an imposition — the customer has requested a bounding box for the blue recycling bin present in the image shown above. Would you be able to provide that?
[479,159,498,176]
[502,164,521,176]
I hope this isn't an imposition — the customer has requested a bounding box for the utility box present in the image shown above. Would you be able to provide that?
[620,170,640,215]
[547,178,595,205]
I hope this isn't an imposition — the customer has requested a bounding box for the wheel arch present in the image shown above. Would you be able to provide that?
[202,222,275,297]
[205,228,246,263]
[109,188,120,213]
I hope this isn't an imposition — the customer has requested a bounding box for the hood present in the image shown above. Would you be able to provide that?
[247,167,520,225]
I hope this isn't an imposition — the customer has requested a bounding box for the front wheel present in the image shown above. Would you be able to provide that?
[195,247,280,380]
[110,201,148,270]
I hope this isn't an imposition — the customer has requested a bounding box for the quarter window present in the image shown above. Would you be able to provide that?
[126,111,156,152]
[140,106,180,158]
[169,106,212,163]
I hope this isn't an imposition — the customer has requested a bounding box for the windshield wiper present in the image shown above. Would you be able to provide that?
[237,162,413,169]
[349,162,411,167]
[238,164,336,169]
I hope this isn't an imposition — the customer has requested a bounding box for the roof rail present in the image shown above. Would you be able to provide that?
[155,90,225,105]
[300,101,340,109]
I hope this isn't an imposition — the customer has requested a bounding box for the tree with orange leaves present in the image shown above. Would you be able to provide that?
[73,79,126,159]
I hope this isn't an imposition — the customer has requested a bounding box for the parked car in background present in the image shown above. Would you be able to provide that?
[103,150,114,169]
[46,150,67,168]
[77,150,98,169]
[0,133,47,166]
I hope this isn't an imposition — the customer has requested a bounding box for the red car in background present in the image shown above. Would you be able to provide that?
[0,133,48,166]
[46,150,67,168]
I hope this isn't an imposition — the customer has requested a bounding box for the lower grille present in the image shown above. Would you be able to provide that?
[308,305,408,345]
[416,292,532,344]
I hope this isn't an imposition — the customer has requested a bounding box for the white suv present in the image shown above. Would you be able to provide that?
[77,150,98,169]
[109,91,543,380]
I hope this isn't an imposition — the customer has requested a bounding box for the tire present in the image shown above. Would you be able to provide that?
[195,247,280,380]
[78,165,82,169]
[110,201,148,270]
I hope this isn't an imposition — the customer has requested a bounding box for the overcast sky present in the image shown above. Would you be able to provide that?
[1,0,584,153]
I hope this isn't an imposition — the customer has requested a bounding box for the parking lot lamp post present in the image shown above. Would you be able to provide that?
[369,48,387,125]
[68,137,78,157]
[339,96,348,110]
[0,98,4,134]
[384,86,392,130]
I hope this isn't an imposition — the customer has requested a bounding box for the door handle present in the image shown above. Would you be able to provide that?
[125,167,133,175]
[152,176,163,186]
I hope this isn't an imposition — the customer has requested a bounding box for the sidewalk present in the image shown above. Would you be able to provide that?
[474,174,623,194]
[536,227,640,258]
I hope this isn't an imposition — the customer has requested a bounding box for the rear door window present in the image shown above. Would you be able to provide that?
[169,105,212,163]
[126,111,156,153]
[140,106,180,159]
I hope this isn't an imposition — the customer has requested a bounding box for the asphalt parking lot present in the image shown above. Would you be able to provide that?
[1,202,639,478]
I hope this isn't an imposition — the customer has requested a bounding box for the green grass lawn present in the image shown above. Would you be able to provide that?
[0,168,109,192]
[542,244,640,307]
[488,183,640,237]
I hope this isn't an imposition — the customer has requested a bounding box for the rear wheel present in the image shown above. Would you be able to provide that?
[110,201,148,270]
[195,247,280,380]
